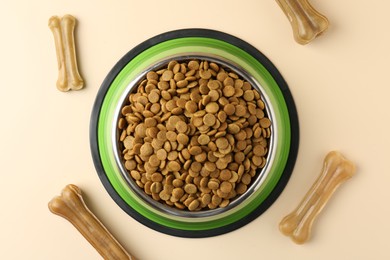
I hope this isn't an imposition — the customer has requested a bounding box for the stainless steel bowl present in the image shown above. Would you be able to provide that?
[112,53,277,218]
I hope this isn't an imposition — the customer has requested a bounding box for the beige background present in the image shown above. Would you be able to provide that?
[1,0,389,259]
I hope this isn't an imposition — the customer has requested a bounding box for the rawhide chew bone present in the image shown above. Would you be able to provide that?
[279,151,355,244]
[275,0,329,44]
[48,15,84,91]
[48,184,135,259]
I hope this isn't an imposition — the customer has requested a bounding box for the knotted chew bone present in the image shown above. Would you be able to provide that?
[279,151,355,244]
[275,0,329,44]
[48,15,84,91]
[48,184,135,259]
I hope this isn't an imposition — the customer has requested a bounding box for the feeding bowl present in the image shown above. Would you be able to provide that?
[90,29,299,237]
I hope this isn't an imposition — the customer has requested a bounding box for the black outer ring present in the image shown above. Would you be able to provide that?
[90,29,299,238]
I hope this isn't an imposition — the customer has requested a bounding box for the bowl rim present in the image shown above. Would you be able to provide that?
[90,28,299,238]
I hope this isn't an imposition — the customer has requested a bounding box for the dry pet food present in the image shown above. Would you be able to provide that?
[118,59,272,211]
[48,15,84,91]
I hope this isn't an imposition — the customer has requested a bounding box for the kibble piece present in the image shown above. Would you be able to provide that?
[208,179,220,190]
[190,161,202,172]
[148,91,160,103]
[177,79,189,88]
[256,108,265,119]
[219,146,231,155]
[158,80,170,90]
[227,123,240,134]
[229,171,238,183]
[216,137,229,149]
[207,80,220,90]
[234,130,246,141]
[151,172,163,182]
[199,69,212,79]
[192,117,203,127]
[150,182,163,194]
[149,155,161,167]
[247,104,256,115]
[184,183,197,194]
[223,77,234,86]
[125,160,137,171]
[145,118,157,128]
[223,85,235,97]
[133,144,142,154]
[168,115,181,125]
[209,62,219,71]
[166,100,178,112]
[235,105,246,117]
[243,90,255,101]
[220,169,232,181]
[253,145,265,156]
[159,190,170,201]
[216,71,227,82]
[167,151,178,161]
[241,173,252,185]
[204,161,216,172]
[193,110,206,117]
[253,127,262,138]
[217,111,227,123]
[260,117,271,128]
[203,113,216,127]
[219,199,229,208]
[252,155,263,167]
[172,187,184,199]
[223,104,235,116]
[173,71,185,81]
[168,161,181,171]
[171,107,183,115]
[121,106,133,116]
[220,181,233,193]
[194,152,207,162]
[200,176,209,187]
[156,149,167,160]
[166,131,177,142]
[161,91,172,101]
[234,152,245,163]
[144,181,152,194]
[236,183,247,194]
[161,70,174,81]
[123,136,134,149]
[185,100,198,113]
[188,199,200,211]
[156,130,167,141]
[135,123,147,137]
[199,83,210,95]
[177,133,189,145]
[130,170,141,180]
[211,195,222,206]
[198,134,210,145]
[173,179,184,187]
[188,60,200,70]
[202,193,212,205]
[189,146,202,156]
[145,72,158,82]
[205,102,219,114]
[118,118,127,129]
[140,142,153,157]
[208,89,220,101]
[176,121,188,133]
